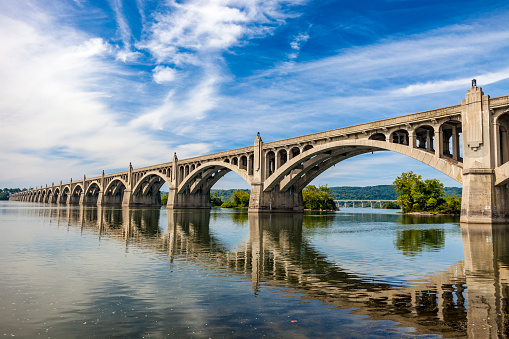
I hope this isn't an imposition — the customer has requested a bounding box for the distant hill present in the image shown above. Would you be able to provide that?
[211,185,462,202]
[211,189,250,203]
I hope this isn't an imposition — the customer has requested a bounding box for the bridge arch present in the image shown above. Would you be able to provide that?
[83,182,101,205]
[69,184,83,204]
[59,186,70,204]
[129,171,171,206]
[177,161,252,195]
[102,178,127,205]
[263,139,463,193]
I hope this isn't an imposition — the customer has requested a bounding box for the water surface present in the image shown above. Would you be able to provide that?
[1,202,507,338]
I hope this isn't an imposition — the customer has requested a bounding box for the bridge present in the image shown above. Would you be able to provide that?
[335,200,396,208]
[10,84,509,223]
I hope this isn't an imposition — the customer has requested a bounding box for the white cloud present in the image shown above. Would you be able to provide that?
[290,32,309,50]
[153,66,178,83]
[116,49,142,62]
[394,68,509,97]
[141,0,307,65]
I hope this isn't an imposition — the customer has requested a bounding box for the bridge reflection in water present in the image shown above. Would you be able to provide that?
[46,206,509,338]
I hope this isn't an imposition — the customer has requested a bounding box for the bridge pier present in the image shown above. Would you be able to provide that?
[460,86,509,223]
[166,188,211,209]
[248,184,303,212]
[461,170,509,223]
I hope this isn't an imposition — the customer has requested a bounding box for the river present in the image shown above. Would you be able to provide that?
[0,201,506,338]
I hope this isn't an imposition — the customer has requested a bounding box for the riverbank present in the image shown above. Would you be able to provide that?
[402,211,459,216]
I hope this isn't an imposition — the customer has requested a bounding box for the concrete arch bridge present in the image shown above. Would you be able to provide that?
[10,85,509,223]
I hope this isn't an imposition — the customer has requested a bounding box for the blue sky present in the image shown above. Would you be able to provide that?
[2,0,509,189]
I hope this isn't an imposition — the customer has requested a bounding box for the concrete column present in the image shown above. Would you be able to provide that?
[247,154,253,176]
[452,125,460,161]
[503,129,509,165]
[426,130,432,151]
[434,127,443,158]
[494,123,502,166]
[275,150,282,169]
[408,129,416,148]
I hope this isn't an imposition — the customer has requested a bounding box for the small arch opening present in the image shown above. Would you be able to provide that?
[369,133,386,141]
[290,147,300,159]
[391,129,409,146]
[303,145,313,153]
[265,151,276,178]
[415,125,435,152]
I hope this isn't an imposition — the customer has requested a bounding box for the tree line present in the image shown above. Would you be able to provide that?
[0,188,27,200]
[209,185,462,202]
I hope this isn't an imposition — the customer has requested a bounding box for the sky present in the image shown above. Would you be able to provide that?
[2,0,509,190]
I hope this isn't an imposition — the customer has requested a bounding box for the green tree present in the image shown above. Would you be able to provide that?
[392,171,421,212]
[210,192,223,207]
[439,195,462,214]
[221,190,250,208]
[302,185,338,211]
[393,172,460,214]
[161,194,168,206]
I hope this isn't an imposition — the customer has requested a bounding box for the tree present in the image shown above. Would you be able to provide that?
[302,185,338,210]
[392,171,421,212]
[210,192,223,207]
[161,194,168,206]
[221,190,250,208]
[392,172,460,214]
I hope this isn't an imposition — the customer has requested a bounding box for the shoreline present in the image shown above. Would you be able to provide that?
[402,211,459,216]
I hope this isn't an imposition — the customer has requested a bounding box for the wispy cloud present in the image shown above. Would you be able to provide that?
[0,3,175,185]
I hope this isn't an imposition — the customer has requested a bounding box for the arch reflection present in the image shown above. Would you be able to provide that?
[42,206,509,338]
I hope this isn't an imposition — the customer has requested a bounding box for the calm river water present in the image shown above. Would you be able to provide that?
[1,201,508,338]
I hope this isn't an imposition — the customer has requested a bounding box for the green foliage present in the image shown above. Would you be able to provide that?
[209,185,461,204]
[221,190,250,208]
[302,185,338,211]
[392,172,460,214]
[382,201,400,209]
[438,195,462,214]
[329,185,396,200]
[210,192,223,207]
[160,194,168,206]
[211,189,250,204]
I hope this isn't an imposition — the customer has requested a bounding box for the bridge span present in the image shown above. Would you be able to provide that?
[10,85,509,223]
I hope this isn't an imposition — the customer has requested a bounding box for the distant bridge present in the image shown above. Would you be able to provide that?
[10,84,509,223]
[334,200,397,208]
